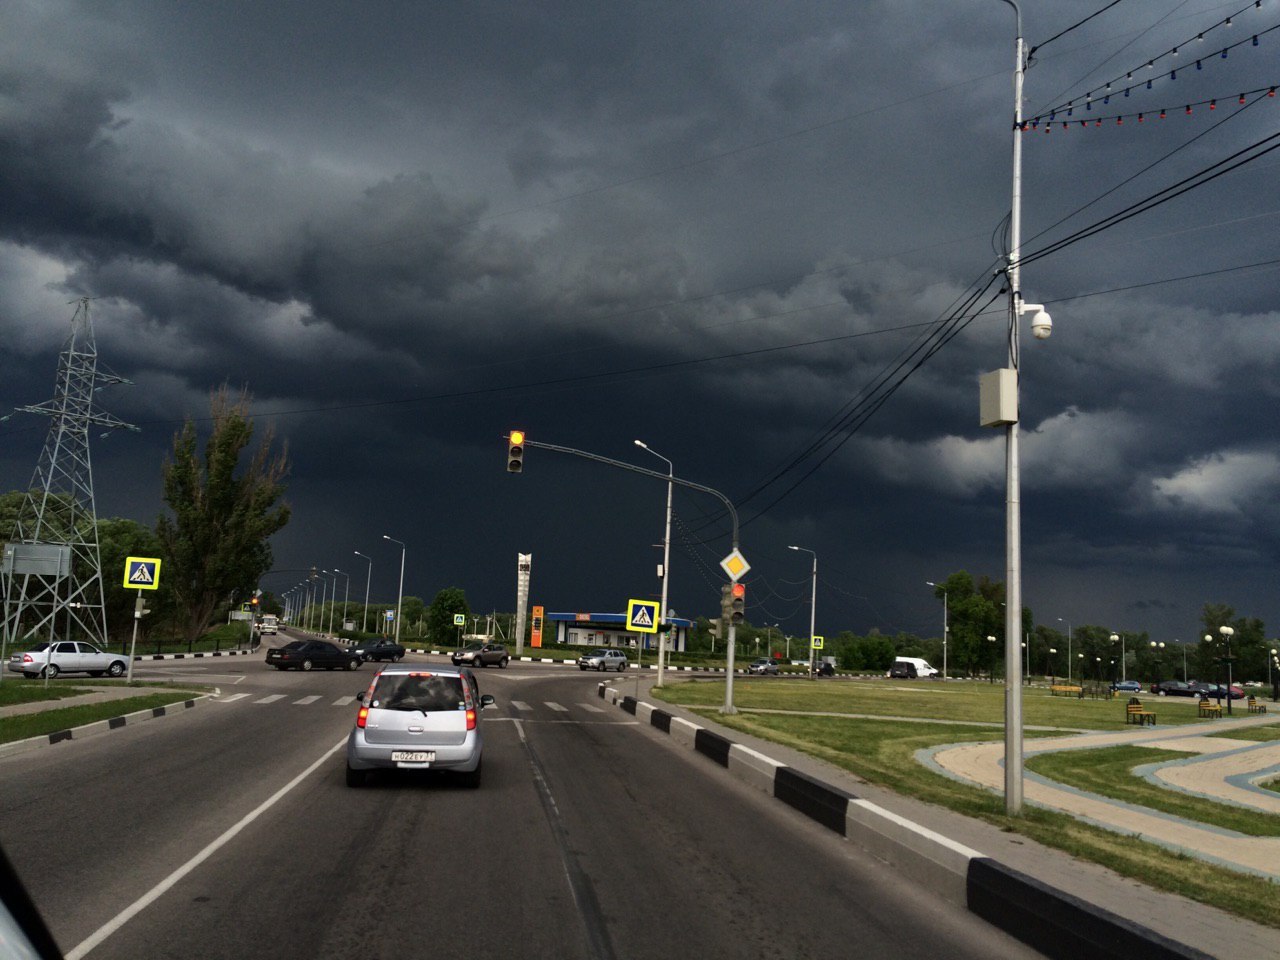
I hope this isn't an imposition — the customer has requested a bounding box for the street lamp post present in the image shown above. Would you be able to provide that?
[354,551,373,634]
[1219,625,1236,716]
[320,570,338,637]
[789,546,818,680]
[334,569,351,632]
[384,535,406,646]
[926,581,948,680]
[1048,647,1056,682]
[316,571,330,636]
[1057,618,1072,684]
[1270,648,1278,701]
[635,440,674,689]
[1110,633,1125,684]
[1149,641,1165,686]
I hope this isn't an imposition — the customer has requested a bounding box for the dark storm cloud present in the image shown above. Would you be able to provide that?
[2,0,1277,641]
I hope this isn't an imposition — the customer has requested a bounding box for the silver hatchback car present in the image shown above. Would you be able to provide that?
[346,665,494,788]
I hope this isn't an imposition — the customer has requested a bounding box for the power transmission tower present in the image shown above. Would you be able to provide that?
[2,298,136,651]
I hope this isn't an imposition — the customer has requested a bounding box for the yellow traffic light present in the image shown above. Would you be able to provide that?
[507,430,525,473]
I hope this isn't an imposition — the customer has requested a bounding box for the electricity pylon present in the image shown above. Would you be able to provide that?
[2,298,136,650]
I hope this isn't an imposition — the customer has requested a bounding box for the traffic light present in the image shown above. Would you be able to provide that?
[507,430,525,473]
[250,596,259,607]
[731,582,745,624]
[720,582,733,620]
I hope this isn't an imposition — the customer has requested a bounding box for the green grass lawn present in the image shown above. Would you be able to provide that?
[658,677,1205,730]
[653,678,1280,928]
[1209,725,1280,742]
[0,682,104,708]
[0,687,208,744]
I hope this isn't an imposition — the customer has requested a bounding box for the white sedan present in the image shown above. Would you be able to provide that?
[7,641,131,679]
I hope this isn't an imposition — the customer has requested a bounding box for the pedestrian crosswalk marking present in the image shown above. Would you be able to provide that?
[219,693,250,702]
[294,696,321,705]
[546,702,569,712]
[579,703,603,713]
[333,696,355,706]
[510,700,533,711]
[254,694,285,704]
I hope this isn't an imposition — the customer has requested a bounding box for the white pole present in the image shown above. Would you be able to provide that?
[384,536,406,645]
[635,440,674,688]
[355,551,372,633]
[1001,0,1025,816]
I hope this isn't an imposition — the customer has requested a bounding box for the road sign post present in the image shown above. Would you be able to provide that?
[123,557,161,681]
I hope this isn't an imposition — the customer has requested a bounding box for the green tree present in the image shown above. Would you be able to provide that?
[97,516,173,647]
[426,588,469,643]
[156,386,290,647]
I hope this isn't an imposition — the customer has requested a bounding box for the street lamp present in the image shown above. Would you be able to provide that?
[320,570,338,636]
[987,636,998,683]
[1270,648,1277,701]
[926,581,948,680]
[1057,618,1072,684]
[1219,625,1236,715]
[384,535,406,645]
[789,546,818,680]
[1149,641,1165,686]
[1048,647,1057,682]
[1110,633,1126,683]
[333,568,351,633]
[635,439,674,688]
[354,551,373,633]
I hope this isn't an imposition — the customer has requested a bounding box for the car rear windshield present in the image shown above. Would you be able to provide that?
[370,675,466,712]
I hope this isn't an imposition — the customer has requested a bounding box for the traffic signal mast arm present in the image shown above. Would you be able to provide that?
[513,436,741,554]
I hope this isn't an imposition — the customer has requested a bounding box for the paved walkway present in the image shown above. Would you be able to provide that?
[0,684,166,720]
[927,713,1280,878]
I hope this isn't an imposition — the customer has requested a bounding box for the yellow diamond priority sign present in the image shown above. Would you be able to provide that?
[626,599,660,634]
[123,556,162,590]
[719,548,750,582]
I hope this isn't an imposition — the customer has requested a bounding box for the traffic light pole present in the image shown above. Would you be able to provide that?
[517,437,742,713]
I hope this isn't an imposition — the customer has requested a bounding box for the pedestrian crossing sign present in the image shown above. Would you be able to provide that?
[123,556,162,590]
[453,614,466,626]
[626,599,660,634]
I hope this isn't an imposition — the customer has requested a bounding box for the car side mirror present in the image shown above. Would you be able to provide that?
[355,692,365,702]
[480,694,495,708]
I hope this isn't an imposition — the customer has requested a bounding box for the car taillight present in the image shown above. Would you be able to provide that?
[22,654,33,664]
[356,707,369,728]
[466,709,477,731]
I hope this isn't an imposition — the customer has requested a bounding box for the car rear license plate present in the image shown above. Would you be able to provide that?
[392,751,435,763]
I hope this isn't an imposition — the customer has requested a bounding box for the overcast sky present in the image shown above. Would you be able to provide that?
[2,0,1277,645]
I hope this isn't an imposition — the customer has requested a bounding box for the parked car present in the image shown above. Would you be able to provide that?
[7,640,130,679]
[888,662,917,679]
[747,658,779,675]
[451,642,509,668]
[1150,679,1196,697]
[349,639,406,662]
[578,648,628,671]
[1194,682,1244,700]
[1110,679,1142,694]
[266,640,361,671]
[346,665,494,787]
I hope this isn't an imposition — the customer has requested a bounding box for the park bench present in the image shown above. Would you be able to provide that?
[1247,696,1268,714]
[1197,698,1223,719]
[1125,699,1156,725]
[1050,684,1083,697]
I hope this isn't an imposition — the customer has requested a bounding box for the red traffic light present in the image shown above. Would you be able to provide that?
[731,583,745,598]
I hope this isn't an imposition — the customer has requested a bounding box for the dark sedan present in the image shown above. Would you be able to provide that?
[266,640,361,671]
[1150,680,1196,697]
[349,639,406,662]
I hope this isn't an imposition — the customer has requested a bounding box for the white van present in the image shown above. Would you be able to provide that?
[887,657,938,679]
[260,615,278,635]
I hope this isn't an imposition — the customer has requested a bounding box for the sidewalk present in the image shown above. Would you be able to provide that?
[0,684,162,720]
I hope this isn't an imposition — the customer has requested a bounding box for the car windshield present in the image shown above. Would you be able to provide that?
[591,649,611,657]
[462,642,483,651]
[370,674,465,712]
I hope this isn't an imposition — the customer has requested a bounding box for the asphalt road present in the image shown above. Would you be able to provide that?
[0,653,1043,960]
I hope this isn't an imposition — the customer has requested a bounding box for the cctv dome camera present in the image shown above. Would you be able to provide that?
[1030,308,1052,340]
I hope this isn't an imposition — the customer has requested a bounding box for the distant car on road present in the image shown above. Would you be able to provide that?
[7,640,131,679]
[1111,680,1142,694]
[1150,679,1196,697]
[451,642,509,668]
[349,639,406,662]
[346,665,494,787]
[578,648,628,672]
[266,640,361,671]
[747,658,779,675]
[1195,682,1244,700]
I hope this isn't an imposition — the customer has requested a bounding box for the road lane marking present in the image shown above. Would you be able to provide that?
[293,696,321,705]
[545,702,569,712]
[579,703,603,713]
[253,695,285,704]
[217,694,250,703]
[333,696,355,706]
[510,700,533,712]
[66,737,347,960]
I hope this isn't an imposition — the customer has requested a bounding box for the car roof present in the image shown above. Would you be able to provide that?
[374,663,467,677]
